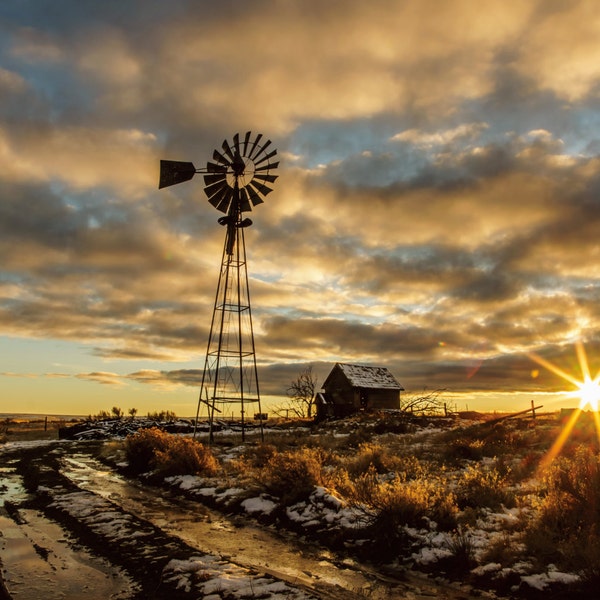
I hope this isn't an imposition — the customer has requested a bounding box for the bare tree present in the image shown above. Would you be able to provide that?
[274,365,317,418]
[400,388,449,416]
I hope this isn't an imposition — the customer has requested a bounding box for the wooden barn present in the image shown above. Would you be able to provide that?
[314,363,404,420]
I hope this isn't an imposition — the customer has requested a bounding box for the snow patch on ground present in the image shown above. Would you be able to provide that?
[520,565,580,591]
[241,495,277,515]
[163,555,315,599]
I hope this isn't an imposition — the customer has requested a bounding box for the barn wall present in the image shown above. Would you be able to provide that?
[367,389,400,410]
[323,367,355,406]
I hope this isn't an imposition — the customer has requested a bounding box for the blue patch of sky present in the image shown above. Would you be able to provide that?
[463,92,598,158]
[287,117,413,170]
[51,183,132,225]
[0,1,188,33]
[563,108,600,156]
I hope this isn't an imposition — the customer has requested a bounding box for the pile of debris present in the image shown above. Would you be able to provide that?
[58,418,265,440]
[58,418,198,440]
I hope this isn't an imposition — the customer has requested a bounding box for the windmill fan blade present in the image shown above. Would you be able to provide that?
[216,189,233,213]
[203,173,227,187]
[204,179,228,200]
[159,160,196,189]
[246,186,264,207]
[254,161,279,172]
[247,133,263,160]
[242,131,251,155]
[212,149,230,166]
[233,133,241,157]
[248,180,274,197]
[254,173,279,183]
[250,139,271,160]
[254,148,277,166]
[253,173,278,184]
[206,161,227,173]
[239,188,252,212]
[206,184,229,209]
[222,139,235,161]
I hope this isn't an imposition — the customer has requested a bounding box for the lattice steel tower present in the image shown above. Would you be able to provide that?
[159,132,278,440]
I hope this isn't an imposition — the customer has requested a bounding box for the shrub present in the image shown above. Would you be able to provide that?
[456,463,515,510]
[153,436,218,477]
[344,465,458,557]
[345,443,392,476]
[147,410,177,422]
[344,443,428,480]
[124,427,218,477]
[445,438,485,461]
[259,447,325,504]
[241,443,278,468]
[526,447,600,579]
[125,427,170,472]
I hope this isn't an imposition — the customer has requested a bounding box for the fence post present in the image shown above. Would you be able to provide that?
[531,400,536,420]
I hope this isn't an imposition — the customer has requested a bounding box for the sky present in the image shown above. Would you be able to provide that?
[2,0,600,417]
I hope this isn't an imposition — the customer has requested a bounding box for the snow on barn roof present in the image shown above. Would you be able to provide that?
[336,363,404,390]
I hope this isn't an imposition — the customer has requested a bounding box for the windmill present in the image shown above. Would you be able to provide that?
[159,132,278,441]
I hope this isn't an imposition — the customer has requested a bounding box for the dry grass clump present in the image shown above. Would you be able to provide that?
[441,421,527,463]
[343,442,427,479]
[443,527,477,573]
[456,463,515,510]
[256,447,327,505]
[340,465,458,556]
[125,427,218,477]
[525,447,600,581]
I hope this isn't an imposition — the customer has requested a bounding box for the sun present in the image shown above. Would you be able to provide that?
[575,376,600,411]
[529,340,600,411]
[528,340,600,469]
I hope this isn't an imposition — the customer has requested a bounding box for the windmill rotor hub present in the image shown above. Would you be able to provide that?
[232,151,246,177]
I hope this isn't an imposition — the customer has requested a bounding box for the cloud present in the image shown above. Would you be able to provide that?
[75,371,124,386]
[124,369,201,389]
[1,0,600,410]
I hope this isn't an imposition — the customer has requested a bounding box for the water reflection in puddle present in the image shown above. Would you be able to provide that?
[0,464,138,599]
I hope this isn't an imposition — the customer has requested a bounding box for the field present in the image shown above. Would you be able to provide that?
[0,416,77,443]
[1,410,599,599]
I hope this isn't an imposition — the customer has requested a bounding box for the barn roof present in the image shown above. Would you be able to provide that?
[332,363,404,390]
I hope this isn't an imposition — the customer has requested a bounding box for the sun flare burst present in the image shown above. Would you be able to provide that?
[528,340,600,469]
[575,376,600,411]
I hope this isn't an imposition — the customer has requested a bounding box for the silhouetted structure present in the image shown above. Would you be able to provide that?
[159,132,278,441]
[315,363,403,420]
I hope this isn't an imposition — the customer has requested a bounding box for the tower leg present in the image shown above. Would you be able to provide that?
[194,206,263,443]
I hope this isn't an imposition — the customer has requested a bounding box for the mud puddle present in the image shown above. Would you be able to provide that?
[61,453,392,598]
[0,460,138,599]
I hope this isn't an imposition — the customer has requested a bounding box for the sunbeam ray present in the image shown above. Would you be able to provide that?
[531,342,600,471]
